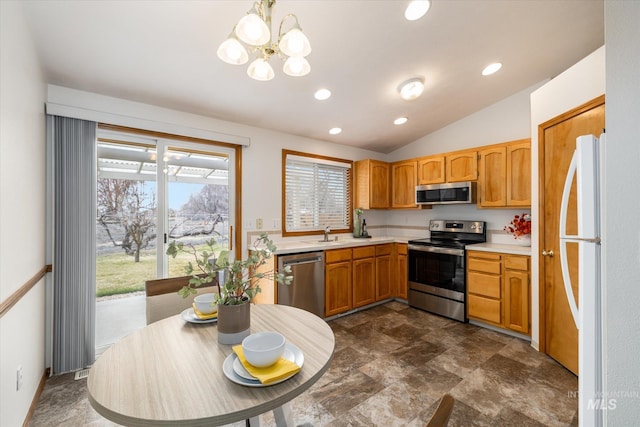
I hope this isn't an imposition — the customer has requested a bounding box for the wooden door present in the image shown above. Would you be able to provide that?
[539,96,605,375]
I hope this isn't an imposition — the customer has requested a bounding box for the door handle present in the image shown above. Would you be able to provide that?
[542,250,554,257]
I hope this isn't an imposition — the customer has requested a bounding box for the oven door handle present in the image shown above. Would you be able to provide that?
[408,244,465,257]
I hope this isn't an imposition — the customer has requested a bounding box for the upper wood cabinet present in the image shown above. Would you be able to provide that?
[506,141,532,206]
[391,160,418,209]
[354,159,390,209]
[417,150,477,185]
[446,150,478,182]
[478,146,507,207]
[478,139,530,208]
[417,155,445,185]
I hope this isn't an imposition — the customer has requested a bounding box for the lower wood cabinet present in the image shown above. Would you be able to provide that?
[352,246,376,308]
[394,243,408,299]
[467,250,530,335]
[503,255,530,334]
[325,248,352,317]
[375,244,393,300]
[325,243,398,317]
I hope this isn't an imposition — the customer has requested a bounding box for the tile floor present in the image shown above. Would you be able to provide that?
[30,302,578,426]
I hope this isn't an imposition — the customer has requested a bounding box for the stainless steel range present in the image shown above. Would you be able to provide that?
[408,219,486,322]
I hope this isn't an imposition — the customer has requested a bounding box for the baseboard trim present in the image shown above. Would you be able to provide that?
[22,367,50,427]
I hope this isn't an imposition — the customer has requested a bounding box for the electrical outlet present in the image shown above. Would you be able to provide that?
[16,365,23,391]
[273,218,281,229]
[244,219,253,229]
[256,218,263,230]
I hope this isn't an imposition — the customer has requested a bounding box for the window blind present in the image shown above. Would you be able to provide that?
[285,154,352,233]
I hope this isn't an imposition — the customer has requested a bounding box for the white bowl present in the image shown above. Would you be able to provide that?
[193,294,217,315]
[242,332,286,368]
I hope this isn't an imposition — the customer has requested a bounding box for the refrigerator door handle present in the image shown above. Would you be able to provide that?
[558,150,581,329]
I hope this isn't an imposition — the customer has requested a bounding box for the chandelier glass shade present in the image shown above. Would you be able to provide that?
[217,0,311,81]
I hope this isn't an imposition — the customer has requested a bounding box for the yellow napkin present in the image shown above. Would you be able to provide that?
[192,303,218,320]
[232,345,301,385]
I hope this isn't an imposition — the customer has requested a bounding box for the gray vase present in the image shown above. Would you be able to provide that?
[217,302,251,345]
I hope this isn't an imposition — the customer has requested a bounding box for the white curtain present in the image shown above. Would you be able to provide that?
[49,115,97,373]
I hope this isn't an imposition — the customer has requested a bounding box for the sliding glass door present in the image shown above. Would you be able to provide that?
[95,129,235,351]
[163,144,233,278]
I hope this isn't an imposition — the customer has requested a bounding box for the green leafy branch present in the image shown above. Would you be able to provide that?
[166,233,292,305]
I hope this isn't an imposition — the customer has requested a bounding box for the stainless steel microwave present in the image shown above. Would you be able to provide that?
[415,181,476,205]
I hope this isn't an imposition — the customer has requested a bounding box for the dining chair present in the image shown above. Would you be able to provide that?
[145,275,218,324]
[425,393,455,427]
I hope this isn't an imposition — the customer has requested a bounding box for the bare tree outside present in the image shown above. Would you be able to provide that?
[169,184,228,240]
[97,179,156,263]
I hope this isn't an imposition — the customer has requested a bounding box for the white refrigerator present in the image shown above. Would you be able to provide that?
[559,133,605,427]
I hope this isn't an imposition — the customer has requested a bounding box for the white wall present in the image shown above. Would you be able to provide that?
[529,46,605,350]
[384,81,544,241]
[390,81,542,162]
[604,1,640,423]
[46,85,386,254]
[0,2,48,426]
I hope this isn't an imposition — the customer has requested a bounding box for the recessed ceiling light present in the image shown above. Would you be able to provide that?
[482,62,502,76]
[398,77,425,101]
[394,117,408,125]
[405,1,431,21]
[329,127,342,135]
[314,88,332,100]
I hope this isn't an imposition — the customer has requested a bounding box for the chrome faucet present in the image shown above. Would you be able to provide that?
[323,226,331,242]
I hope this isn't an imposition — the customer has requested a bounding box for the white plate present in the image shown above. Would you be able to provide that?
[180,308,218,324]
[223,342,304,387]
[232,347,296,380]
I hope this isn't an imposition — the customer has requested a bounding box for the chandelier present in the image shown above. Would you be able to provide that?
[217,0,312,81]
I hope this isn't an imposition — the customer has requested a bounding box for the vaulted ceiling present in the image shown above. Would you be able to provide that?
[23,1,604,153]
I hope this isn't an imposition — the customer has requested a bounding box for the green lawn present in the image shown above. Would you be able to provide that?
[96,249,205,297]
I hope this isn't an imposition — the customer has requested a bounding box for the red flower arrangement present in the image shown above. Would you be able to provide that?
[504,213,531,238]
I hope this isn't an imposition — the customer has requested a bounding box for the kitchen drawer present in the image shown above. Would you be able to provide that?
[325,248,352,263]
[353,246,375,259]
[467,250,501,260]
[467,256,501,275]
[468,272,501,298]
[468,294,502,324]
[375,244,392,256]
[504,255,529,271]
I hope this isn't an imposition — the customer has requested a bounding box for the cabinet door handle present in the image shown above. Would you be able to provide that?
[542,250,554,257]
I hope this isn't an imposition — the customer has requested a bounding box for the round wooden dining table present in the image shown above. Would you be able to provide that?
[88,304,335,426]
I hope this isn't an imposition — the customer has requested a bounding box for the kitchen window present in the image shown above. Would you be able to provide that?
[282,150,353,236]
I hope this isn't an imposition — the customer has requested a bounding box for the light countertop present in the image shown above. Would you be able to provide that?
[272,236,412,255]
[466,242,532,256]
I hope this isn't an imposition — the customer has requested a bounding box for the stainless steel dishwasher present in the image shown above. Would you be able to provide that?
[277,251,325,318]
